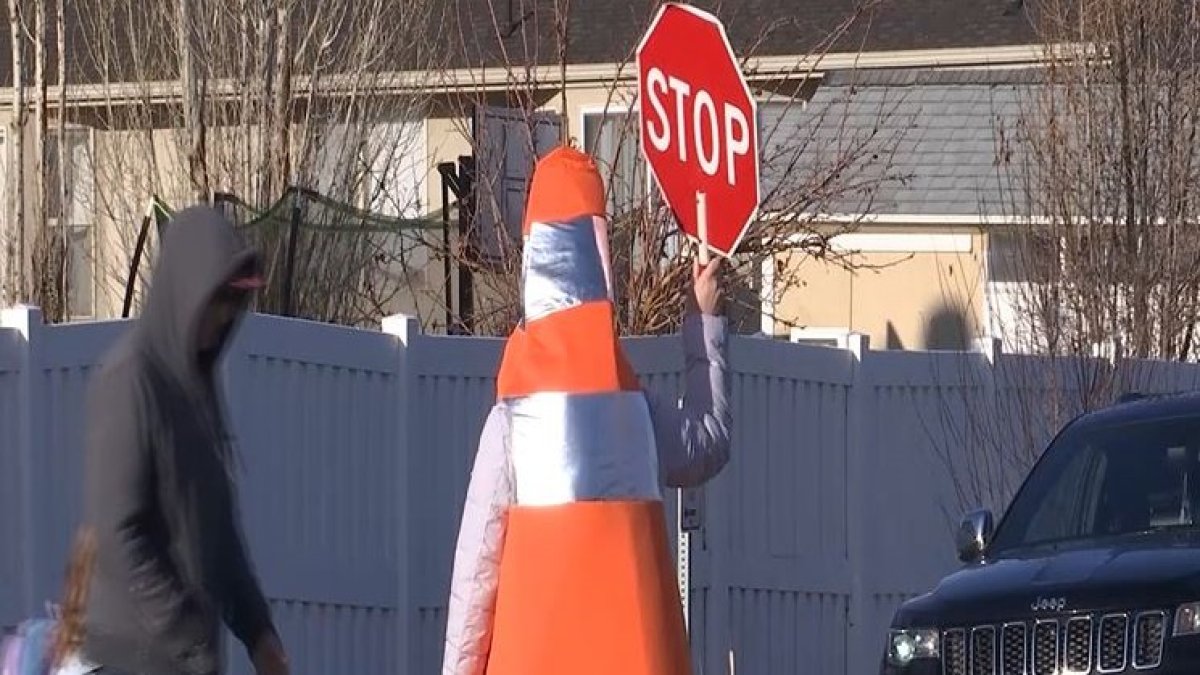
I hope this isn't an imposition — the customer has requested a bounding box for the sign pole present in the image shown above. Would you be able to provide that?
[680,189,707,642]
[637,5,760,663]
[678,492,690,635]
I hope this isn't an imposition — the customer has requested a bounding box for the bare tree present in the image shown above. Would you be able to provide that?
[929,0,1200,518]
[28,0,72,321]
[10,0,903,331]
[32,0,45,244]
[995,0,1200,362]
[4,0,25,304]
[69,0,448,325]
[54,0,68,317]
[428,0,907,336]
[177,0,207,202]
[55,0,64,224]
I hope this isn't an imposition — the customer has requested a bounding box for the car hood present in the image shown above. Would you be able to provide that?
[896,533,1200,626]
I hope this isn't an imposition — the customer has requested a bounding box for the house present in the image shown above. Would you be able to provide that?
[0,0,1042,347]
[440,0,1044,346]
[765,68,1037,351]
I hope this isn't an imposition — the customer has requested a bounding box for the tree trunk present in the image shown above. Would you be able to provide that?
[56,0,68,314]
[556,0,570,142]
[34,0,45,235]
[178,0,208,202]
[238,0,253,195]
[6,0,25,302]
[56,0,65,213]
[271,2,292,198]
[33,0,55,318]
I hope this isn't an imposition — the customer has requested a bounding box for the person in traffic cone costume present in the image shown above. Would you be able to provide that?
[442,145,731,675]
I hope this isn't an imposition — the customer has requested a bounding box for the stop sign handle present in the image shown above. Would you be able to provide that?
[696,191,711,265]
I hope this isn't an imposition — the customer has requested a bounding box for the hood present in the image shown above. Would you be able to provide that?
[138,205,260,382]
[896,532,1200,626]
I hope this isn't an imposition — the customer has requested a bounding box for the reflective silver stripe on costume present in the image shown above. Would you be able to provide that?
[508,391,661,506]
[522,216,608,321]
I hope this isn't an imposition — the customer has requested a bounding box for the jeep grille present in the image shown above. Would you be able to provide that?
[940,609,1168,675]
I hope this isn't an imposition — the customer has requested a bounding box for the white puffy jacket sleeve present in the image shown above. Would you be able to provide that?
[442,404,514,675]
[648,313,732,488]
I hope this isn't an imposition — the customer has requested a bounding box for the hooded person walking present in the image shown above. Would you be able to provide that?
[442,146,732,675]
[77,207,288,675]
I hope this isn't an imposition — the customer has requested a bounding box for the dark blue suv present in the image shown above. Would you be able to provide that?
[882,393,1200,674]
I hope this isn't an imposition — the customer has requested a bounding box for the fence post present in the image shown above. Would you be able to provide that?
[383,313,420,672]
[281,199,302,318]
[844,332,871,675]
[974,336,1010,506]
[703,334,736,674]
[974,336,1002,367]
[1,305,43,620]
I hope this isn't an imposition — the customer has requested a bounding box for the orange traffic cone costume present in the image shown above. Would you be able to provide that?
[442,146,692,675]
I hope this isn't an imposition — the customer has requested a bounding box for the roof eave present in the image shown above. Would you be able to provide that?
[0,43,1053,109]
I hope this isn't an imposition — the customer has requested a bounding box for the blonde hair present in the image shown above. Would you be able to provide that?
[48,527,96,668]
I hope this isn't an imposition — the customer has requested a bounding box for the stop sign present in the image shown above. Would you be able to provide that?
[637,3,760,258]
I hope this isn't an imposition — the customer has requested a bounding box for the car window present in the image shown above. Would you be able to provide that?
[1021,440,1106,543]
[990,415,1200,553]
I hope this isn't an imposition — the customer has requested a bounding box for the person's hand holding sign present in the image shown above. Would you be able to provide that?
[688,257,724,317]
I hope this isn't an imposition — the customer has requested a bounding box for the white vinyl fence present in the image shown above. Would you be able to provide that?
[3,305,1200,674]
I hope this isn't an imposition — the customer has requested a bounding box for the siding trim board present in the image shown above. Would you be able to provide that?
[0,46,1049,108]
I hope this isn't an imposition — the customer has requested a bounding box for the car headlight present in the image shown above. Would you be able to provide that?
[1176,602,1200,636]
[887,628,940,667]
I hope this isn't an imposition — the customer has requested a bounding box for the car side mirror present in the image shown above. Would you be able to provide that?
[956,509,994,563]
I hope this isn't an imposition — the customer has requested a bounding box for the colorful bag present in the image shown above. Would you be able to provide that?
[5,531,99,675]
[0,617,56,675]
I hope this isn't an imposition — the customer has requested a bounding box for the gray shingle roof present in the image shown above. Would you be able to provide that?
[0,1,1036,91]
[452,0,1037,69]
[765,68,1036,217]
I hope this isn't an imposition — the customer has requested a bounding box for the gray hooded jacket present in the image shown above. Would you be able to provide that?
[81,207,274,675]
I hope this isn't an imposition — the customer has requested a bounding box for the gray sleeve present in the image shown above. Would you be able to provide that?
[218,497,274,655]
[83,369,217,674]
[649,313,732,488]
[442,404,515,675]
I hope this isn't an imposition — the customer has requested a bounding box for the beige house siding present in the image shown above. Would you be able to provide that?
[773,226,988,350]
[421,85,998,345]
[88,120,434,321]
[1,101,1001,344]
[422,82,640,206]
[0,44,1037,334]
[1,117,160,319]
[419,84,643,330]
[92,127,193,317]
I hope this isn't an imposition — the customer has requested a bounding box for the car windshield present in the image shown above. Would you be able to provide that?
[989,414,1200,554]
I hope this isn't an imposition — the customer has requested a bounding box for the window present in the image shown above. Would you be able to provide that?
[986,229,1061,353]
[365,121,425,219]
[312,123,357,204]
[364,121,430,280]
[989,415,1200,554]
[473,106,561,261]
[46,129,94,318]
[790,326,854,349]
[583,110,648,217]
[987,230,1057,284]
[0,132,7,230]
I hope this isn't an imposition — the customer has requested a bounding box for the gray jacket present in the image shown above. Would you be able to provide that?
[81,207,274,675]
[442,313,731,675]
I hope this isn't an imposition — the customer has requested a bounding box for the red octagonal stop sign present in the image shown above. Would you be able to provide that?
[637,3,760,258]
